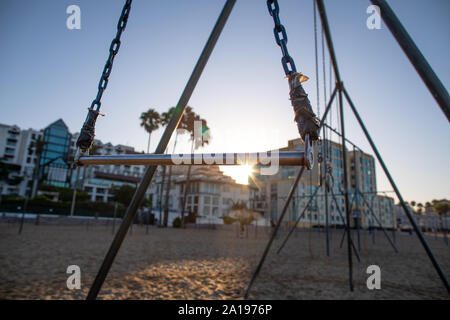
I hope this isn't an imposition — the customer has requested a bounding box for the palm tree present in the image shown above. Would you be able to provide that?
[180,114,210,228]
[140,109,161,153]
[434,200,449,243]
[160,107,176,227]
[410,200,417,214]
[417,202,424,215]
[160,107,175,129]
[161,106,195,227]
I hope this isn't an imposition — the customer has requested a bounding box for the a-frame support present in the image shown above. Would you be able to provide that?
[85,0,450,300]
[245,0,449,297]
[370,0,450,121]
[86,0,237,300]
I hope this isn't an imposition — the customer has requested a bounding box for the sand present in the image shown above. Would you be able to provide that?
[0,221,449,300]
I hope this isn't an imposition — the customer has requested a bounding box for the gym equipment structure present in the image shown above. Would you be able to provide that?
[72,0,449,300]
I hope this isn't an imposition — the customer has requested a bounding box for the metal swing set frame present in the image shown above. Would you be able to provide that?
[73,0,449,300]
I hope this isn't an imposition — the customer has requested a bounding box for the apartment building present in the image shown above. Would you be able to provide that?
[394,204,449,232]
[39,119,72,188]
[70,132,145,202]
[0,123,42,196]
[0,120,141,201]
[147,165,257,225]
[255,138,396,229]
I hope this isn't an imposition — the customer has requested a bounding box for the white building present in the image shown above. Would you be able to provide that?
[0,123,42,196]
[147,165,256,225]
[70,133,146,202]
[394,204,449,232]
[254,138,396,230]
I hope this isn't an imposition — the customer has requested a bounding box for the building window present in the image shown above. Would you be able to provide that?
[270,183,277,194]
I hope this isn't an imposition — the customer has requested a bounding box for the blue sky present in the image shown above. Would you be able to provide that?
[1,0,449,203]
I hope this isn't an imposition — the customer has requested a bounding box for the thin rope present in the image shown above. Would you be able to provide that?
[305,0,320,257]
[321,27,327,111]
[313,0,320,119]
[328,53,333,146]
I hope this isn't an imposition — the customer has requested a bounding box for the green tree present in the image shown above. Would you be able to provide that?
[417,203,424,215]
[59,187,89,202]
[0,161,22,185]
[160,107,175,129]
[434,201,449,235]
[434,201,449,216]
[158,107,176,227]
[140,109,161,153]
[162,106,200,228]
[111,185,137,206]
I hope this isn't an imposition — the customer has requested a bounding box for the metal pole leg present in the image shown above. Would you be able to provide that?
[370,0,450,121]
[244,86,339,298]
[86,0,237,300]
[343,87,450,294]
[339,191,356,248]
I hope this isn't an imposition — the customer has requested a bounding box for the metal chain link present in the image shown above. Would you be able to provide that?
[91,0,132,112]
[76,0,132,152]
[267,0,297,75]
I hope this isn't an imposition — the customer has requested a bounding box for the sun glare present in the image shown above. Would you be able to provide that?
[220,164,254,185]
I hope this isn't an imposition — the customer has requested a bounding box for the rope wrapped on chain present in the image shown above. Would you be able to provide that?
[76,0,132,153]
[77,108,101,151]
[267,0,319,143]
[288,73,320,141]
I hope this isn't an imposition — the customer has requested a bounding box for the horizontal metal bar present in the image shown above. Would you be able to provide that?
[77,151,306,166]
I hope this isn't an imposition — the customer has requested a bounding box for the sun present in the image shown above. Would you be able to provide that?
[220,164,254,185]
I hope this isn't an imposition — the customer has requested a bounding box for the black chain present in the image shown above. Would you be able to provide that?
[267,0,297,75]
[76,0,132,152]
[91,0,132,111]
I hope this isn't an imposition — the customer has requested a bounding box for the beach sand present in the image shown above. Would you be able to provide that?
[0,222,449,299]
